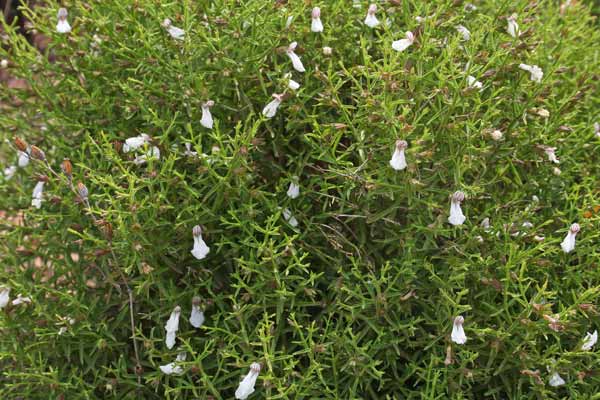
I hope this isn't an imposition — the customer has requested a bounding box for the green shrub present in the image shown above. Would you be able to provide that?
[1,0,600,398]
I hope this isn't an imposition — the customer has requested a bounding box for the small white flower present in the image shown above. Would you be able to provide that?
[456,25,471,41]
[3,165,17,180]
[561,223,579,253]
[11,295,31,306]
[0,59,7,69]
[594,122,600,138]
[548,371,566,387]
[552,167,561,176]
[507,14,520,38]
[0,287,10,309]
[389,140,408,171]
[282,208,298,227]
[183,142,198,157]
[162,18,185,40]
[364,4,379,28]
[322,46,333,56]
[165,306,181,349]
[123,133,150,153]
[159,352,186,375]
[189,296,205,328]
[582,330,598,351]
[481,217,491,231]
[262,93,284,118]
[467,75,483,90]
[392,31,415,52]
[451,315,467,344]
[311,7,324,33]
[31,181,45,209]
[286,42,305,73]
[448,191,466,226]
[490,130,503,141]
[191,225,210,260]
[200,100,215,129]
[287,178,300,199]
[522,221,534,229]
[133,146,160,165]
[519,64,543,83]
[284,73,300,91]
[542,146,560,164]
[235,362,261,400]
[18,150,30,167]
[56,8,72,34]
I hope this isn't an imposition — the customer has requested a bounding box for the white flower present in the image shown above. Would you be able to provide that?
[467,75,483,90]
[322,46,333,56]
[285,16,294,29]
[160,352,186,375]
[56,8,72,34]
[31,181,45,209]
[582,330,598,351]
[262,93,284,118]
[392,31,415,52]
[542,146,560,164]
[548,371,566,387]
[519,64,543,83]
[448,191,466,226]
[507,14,520,38]
[364,4,379,28]
[451,315,467,344]
[133,146,160,165]
[490,130,503,141]
[183,142,198,157]
[191,225,210,260]
[11,295,31,306]
[123,133,150,153]
[594,122,600,138]
[189,296,205,328]
[200,100,215,129]
[287,178,300,199]
[481,217,491,231]
[18,150,29,167]
[456,25,471,41]
[165,306,181,349]
[3,165,17,180]
[389,140,408,171]
[561,223,580,253]
[286,42,305,73]
[0,59,7,69]
[284,73,300,91]
[235,362,261,400]
[0,287,10,309]
[282,208,298,227]
[162,18,185,40]
[311,7,323,33]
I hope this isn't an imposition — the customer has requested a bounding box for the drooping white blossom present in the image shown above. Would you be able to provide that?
[392,31,415,52]
[189,296,205,328]
[456,25,471,41]
[286,177,300,199]
[165,306,181,349]
[123,133,150,153]
[560,223,580,253]
[448,191,466,226]
[235,362,261,400]
[162,18,185,40]
[284,73,300,90]
[364,4,379,28]
[286,42,305,73]
[133,146,160,165]
[159,352,186,375]
[31,181,45,209]
[451,315,467,344]
[191,225,210,260]
[18,150,29,167]
[282,208,298,227]
[0,287,10,309]
[507,14,520,38]
[519,64,543,83]
[183,142,198,158]
[541,146,560,164]
[200,100,215,129]
[548,371,566,387]
[11,295,32,306]
[56,8,72,34]
[311,7,324,33]
[467,75,483,90]
[3,165,17,180]
[389,140,408,171]
[581,330,598,351]
[262,93,284,118]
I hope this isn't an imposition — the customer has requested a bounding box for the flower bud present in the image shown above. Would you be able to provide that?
[77,181,89,200]
[61,159,73,177]
[14,137,28,152]
[29,145,46,161]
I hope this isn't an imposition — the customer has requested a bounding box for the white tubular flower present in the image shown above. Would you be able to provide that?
[364,4,379,28]
[123,133,150,153]
[162,18,185,40]
[200,100,215,129]
[519,64,543,83]
[165,306,181,349]
[456,25,471,41]
[286,42,305,73]
[284,73,300,91]
[287,177,300,199]
[311,7,324,33]
[542,146,560,164]
[0,286,10,309]
[582,330,598,351]
[507,14,520,38]
[548,371,566,387]
[282,208,298,227]
[31,181,45,209]
[3,165,17,180]
[392,31,415,52]
[561,223,580,253]
[133,146,160,165]
[389,140,408,171]
[262,93,284,119]
[448,191,466,226]
[235,362,261,400]
[191,225,210,260]
[56,8,72,34]
[451,315,467,344]
[11,295,32,306]
[467,75,483,90]
[189,296,205,328]
[18,150,30,167]
[159,352,186,375]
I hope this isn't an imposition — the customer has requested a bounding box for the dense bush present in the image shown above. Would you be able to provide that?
[1,0,600,398]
